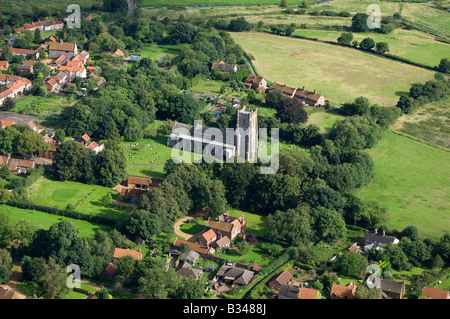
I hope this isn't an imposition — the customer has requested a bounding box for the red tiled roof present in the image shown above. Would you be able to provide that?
[49,41,76,52]
[0,61,8,70]
[113,248,142,260]
[298,287,319,299]
[201,228,217,243]
[174,238,209,255]
[128,176,151,185]
[421,287,449,299]
[330,282,356,299]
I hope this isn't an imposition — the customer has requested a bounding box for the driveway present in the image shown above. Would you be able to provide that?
[174,216,195,240]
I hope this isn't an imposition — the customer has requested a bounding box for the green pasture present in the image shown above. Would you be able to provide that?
[231,32,436,106]
[356,131,450,241]
[29,176,132,221]
[0,204,112,238]
[292,29,450,68]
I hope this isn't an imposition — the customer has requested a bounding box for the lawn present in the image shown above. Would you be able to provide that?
[291,29,450,68]
[307,110,344,133]
[138,0,322,7]
[29,176,132,222]
[231,32,436,106]
[356,131,450,241]
[0,204,112,238]
[228,208,268,238]
[12,94,76,118]
[136,43,183,61]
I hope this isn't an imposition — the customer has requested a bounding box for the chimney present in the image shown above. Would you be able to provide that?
[374,228,377,234]
[60,39,63,45]
[138,249,142,259]
[303,85,305,91]
[314,89,317,94]
[382,231,385,236]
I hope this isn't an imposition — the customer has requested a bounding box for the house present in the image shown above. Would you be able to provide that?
[293,86,326,107]
[16,64,33,76]
[86,141,104,154]
[45,77,61,93]
[38,140,58,160]
[176,261,203,280]
[48,40,78,58]
[205,212,246,242]
[270,82,297,98]
[421,287,450,299]
[112,49,124,57]
[211,235,231,249]
[53,54,68,67]
[0,76,32,106]
[113,248,142,262]
[363,229,399,251]
[8,157,36,175]
[0,61,8,70]
[0,287,25,299]
[215,263,254,286]
[243,74,267,93]
[58,58,86,79]
[379,279,405,299]
[127,176,151,190]
[298,287,320,299]
[178,250,200,266]
[11,48,39,59]
[173,238,213,256]
[14,20,64,33]
[78,133,91,145]
[102,262,117,281]
[330,282,357,299]
[268,270,293,291]
[211,61,237,73]
[199,228,217,247]
[278,284,300,299]
[78,50,90,60]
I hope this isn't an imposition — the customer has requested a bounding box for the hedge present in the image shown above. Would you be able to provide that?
[73,287,92,295]
[249,260,294,299]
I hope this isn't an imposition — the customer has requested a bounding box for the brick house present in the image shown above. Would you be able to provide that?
[268,270,293,291]
[244,74,267,93]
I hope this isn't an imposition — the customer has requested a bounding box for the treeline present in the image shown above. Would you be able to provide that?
[396,74,450,114]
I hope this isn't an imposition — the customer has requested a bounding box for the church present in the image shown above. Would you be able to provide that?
[167,107,258,163]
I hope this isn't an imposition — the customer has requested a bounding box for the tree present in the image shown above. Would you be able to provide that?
[52,141,89,182]
[316,208,347,243]
[375,42,389,55]
[34,28,42,44]
[228,17,251,32]
[0,212,13,248]
[94,149,127,187]
[138,258,181,299]
[100,192,113,207]
[384,244,410,270]
[396,95,418,114]
[437,58,450,73]
[21,256,47,281]
[103,0,128,12]
[359,38,376,51]
[265,89,284,109]
[351,13,369,32]
[335,251,368,278]
[276,98,308,124]
[54,129,66,144]
[2,97,15,111]
[0,248,12,284]
[337,32,353,46]
[280,0,288,7]
[353,285,381,299]
[402,225,419,241]
[42,257,71,299]
[169,22,196,44]
[174,277,204,299]
[126,210,161,241]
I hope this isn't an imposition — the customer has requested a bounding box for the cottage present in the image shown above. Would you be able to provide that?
[11,48,39,59]
[363,229,399,251]
[0,61,8,70]
[49,40,78,58]
[113,248,142,262]
[179,250,200,266]
[293,86,326,107]
[330,282,357,299]
[8,157,36,175]
[278,284,300,299]
[176,261,203,280]
[173,238,213,256]
[421,287,450,299]
[211,61,237,73]
[379,279,405,299]
[298,287,320,299]
[268,270,293,291]
[243,74,267,93]
[215,263,254,286]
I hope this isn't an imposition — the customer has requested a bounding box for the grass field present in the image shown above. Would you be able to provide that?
[135,43,183,61]
[231,32,436,106]
[292,29,450,68]
[138,0,322,7]
[0,204,112,238]
[393,97,450,150]
[307,110,344,133]
[29,176,132,221]
[356,131,450,241]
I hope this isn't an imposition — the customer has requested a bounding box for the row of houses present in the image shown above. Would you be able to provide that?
[0,74,32,106]
[14,19,64,34]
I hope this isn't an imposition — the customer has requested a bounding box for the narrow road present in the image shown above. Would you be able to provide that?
[243,53,257,75]
[126,0,136,18]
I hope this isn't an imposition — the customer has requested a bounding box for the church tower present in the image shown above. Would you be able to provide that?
[236,107,258,162]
